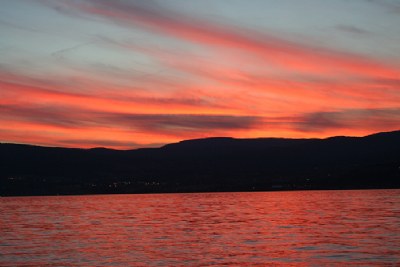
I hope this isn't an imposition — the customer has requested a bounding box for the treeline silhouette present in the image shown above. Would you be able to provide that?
[1,130,399,196]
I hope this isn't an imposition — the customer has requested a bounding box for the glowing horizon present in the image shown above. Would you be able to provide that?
[1,0,400,149]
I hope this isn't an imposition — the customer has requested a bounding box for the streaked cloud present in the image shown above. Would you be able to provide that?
[0,0,399,148]
[335,25,370,35]
[297,108,400,133]
[47,0,399,78]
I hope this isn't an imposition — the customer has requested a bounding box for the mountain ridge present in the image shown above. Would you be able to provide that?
[1,130,399,196]
[3,129,399,151]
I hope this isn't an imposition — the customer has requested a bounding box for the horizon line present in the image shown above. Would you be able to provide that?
[1,129,399,151]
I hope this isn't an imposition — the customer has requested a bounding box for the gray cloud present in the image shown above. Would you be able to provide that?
[102,113,262,133]
[0,18,39,33]
[0,104,86,128]
[296,108,400,132]
[335,25,370,35]
[0,102,262,133]
[51,42,94,60]
[366,0,400,14]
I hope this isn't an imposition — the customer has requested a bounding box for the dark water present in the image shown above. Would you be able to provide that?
[1,189,399,266]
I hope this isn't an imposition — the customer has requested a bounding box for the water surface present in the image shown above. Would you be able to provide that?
[1,189,399,266]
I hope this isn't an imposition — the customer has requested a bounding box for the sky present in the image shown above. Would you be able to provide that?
[1,0,400,149]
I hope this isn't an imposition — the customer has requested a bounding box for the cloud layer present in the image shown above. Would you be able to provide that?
[0,0,399,148]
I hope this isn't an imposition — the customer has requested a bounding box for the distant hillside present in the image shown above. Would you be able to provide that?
[1,130,400,196]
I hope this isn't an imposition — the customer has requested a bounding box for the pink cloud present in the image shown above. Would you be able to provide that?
[51,0,400,79]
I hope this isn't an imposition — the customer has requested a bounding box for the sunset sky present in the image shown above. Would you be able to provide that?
[1,0,400,149]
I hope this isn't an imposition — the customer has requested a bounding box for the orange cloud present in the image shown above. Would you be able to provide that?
[2,60,400,148]
[1,0,399,148]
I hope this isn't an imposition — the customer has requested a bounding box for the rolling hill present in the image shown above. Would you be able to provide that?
[1,130,399,196]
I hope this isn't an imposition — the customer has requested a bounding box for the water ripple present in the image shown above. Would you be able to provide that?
[1,189,399,266]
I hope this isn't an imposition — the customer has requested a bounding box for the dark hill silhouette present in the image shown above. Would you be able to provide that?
[1,130,399,196]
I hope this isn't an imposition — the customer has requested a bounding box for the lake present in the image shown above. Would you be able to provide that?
[1,189,399,266]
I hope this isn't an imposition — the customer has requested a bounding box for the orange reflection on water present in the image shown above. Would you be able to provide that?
[1,190,399,266]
